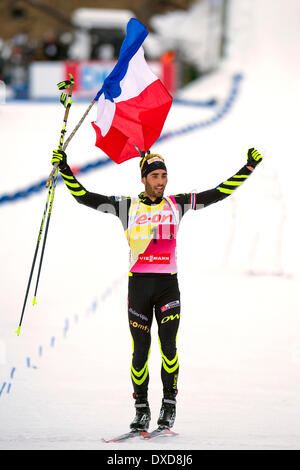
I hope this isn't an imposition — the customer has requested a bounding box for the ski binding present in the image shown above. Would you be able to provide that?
[142,426,178,440]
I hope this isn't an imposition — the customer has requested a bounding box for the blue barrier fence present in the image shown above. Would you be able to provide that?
[173,97,217,107]
[7,96,218,107]
[0,74,243,206]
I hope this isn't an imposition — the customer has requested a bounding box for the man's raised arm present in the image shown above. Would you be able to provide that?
[174,148,263,214]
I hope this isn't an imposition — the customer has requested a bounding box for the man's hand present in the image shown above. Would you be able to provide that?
[247,148,263,170]
[51,149,67,169]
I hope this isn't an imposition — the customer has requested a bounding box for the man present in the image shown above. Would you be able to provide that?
[51,147,263,432]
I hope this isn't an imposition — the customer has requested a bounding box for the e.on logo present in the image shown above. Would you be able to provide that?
[135,211,173,225]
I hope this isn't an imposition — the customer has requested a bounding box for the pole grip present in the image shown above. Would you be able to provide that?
[46,80,74,188]
[45,100,95,187]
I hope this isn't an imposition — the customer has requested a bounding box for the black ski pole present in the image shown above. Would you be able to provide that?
[15,74,74,336]
[32,168,58,306]
[45,101,96,188]
[46,75,74,188]
[31,75,74,306]
[15,176,55,336]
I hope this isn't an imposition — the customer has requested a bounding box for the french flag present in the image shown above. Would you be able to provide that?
[91,18,173,164]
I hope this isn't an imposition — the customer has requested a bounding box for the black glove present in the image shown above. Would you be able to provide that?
[247,148,263,168]
[51,149,67,169]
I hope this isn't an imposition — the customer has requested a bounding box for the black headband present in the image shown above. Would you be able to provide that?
[140,154,167,178]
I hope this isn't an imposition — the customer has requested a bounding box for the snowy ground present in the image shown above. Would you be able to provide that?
[1,0,300,451]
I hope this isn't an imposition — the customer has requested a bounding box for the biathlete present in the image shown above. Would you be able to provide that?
[51,147,263,432]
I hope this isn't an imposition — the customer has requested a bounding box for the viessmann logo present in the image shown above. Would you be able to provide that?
[138,253,171,264]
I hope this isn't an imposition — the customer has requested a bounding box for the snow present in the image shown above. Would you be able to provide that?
[1,0,300,451]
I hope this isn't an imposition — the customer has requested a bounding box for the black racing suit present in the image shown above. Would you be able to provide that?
[57,162,254,398]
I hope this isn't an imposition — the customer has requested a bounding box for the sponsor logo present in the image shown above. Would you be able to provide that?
[130,320,150,334]
[147,156,164,165]
[138,253,171,264]
[161,300,180,313]
[161,313,180,324]
[135,211,173,226]
[128,307,148,322]
[173,374,178,390]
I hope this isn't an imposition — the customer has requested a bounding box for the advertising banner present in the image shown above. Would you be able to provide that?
[29,60,175,100]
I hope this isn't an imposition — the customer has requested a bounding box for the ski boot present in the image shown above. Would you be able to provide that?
[157,392,177,429]
[130,393,151,431]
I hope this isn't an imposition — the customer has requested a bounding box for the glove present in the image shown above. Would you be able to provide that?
[247,148,263,168]
[51,149,67,169]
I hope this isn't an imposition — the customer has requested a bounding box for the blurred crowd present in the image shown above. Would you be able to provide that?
[0,30,72,98]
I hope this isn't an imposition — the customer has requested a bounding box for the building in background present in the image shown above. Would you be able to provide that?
[0,0,231,100]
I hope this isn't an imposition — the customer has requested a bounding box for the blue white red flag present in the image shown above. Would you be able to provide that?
[91,18,173,164]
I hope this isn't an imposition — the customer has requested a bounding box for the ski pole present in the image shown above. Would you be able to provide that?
[46,74,74,187]
[15,175,56,336]
[32,168,58,306]
[15,75,74,336]
[45,99,96,188]
[32,75,74,306]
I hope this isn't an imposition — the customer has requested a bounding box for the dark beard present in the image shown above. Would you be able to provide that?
[144,180,164,200]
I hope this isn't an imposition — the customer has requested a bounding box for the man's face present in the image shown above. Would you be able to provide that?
[142,169,168,199]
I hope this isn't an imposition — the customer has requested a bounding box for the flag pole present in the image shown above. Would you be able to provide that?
[63,100,96,150]
[45,100,96,188]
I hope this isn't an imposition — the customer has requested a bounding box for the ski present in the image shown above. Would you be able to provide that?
[142,426,178,440]
[102,430,148,443]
